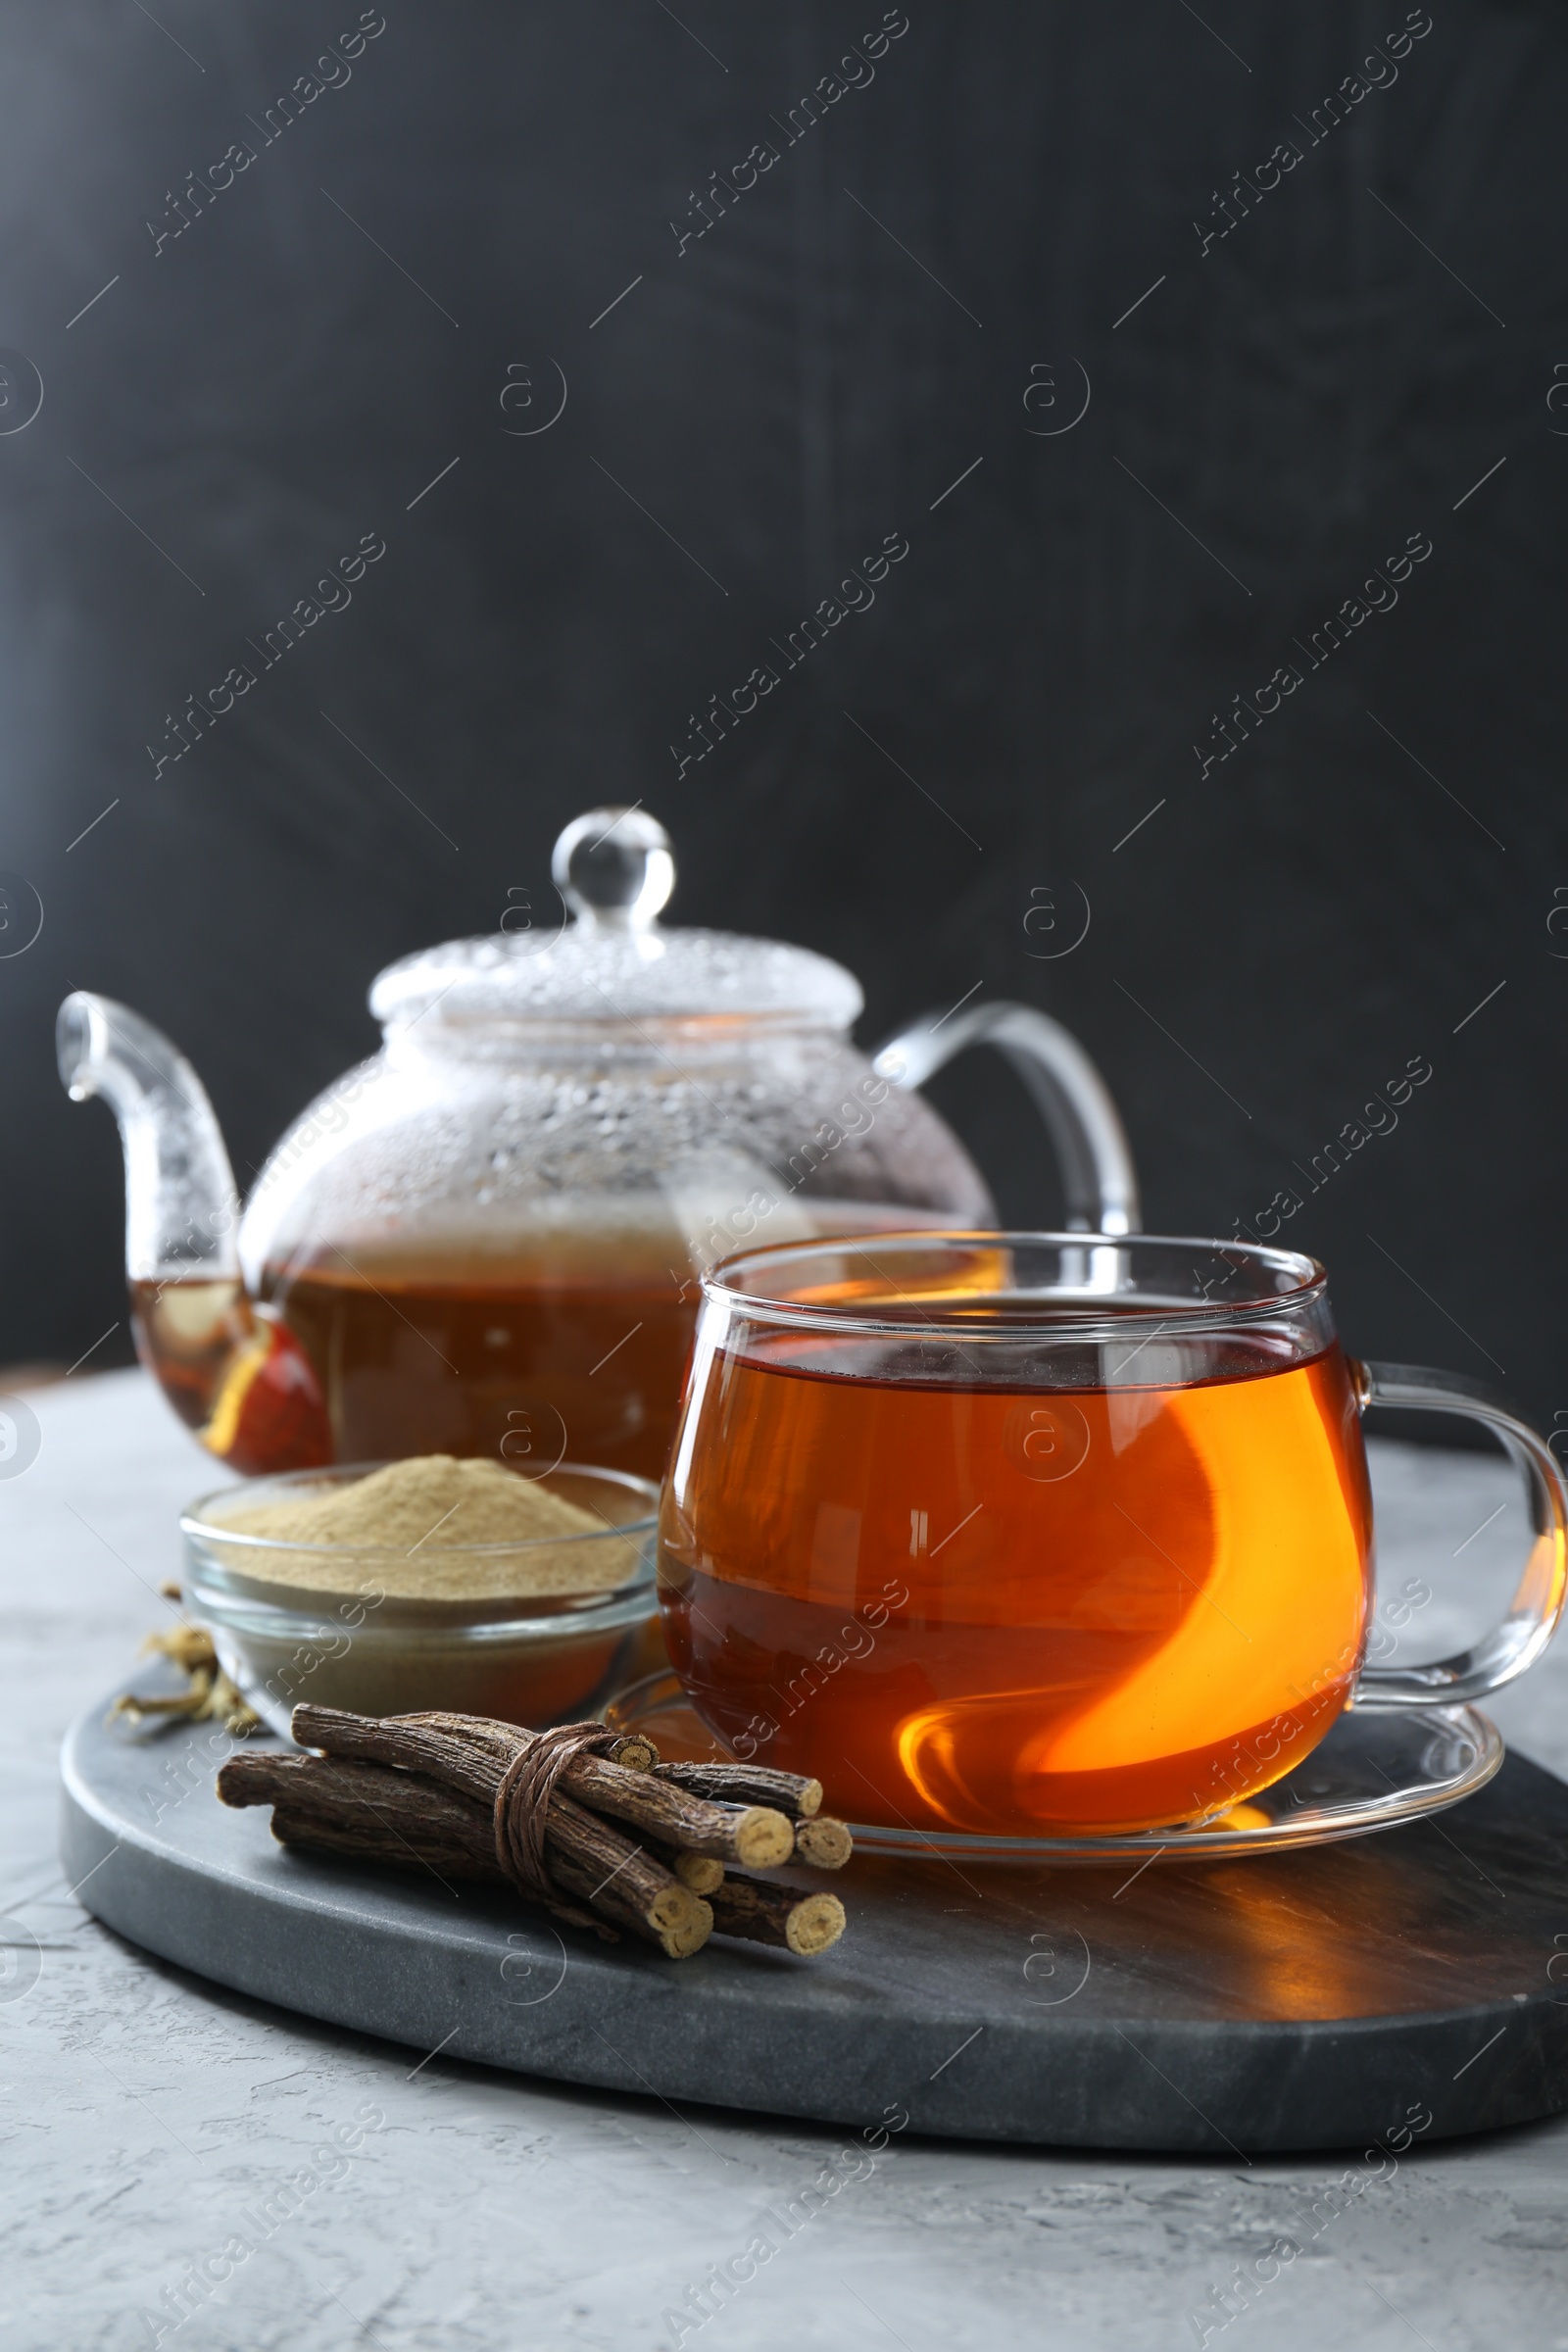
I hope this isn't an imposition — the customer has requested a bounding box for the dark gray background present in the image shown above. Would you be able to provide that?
[0,1,1562,1437]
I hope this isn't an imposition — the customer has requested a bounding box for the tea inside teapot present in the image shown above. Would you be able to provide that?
[256,1201,952,1482]
[263,1235,690,1480]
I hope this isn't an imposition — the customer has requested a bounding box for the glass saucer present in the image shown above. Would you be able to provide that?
[602,1671,1503,1864]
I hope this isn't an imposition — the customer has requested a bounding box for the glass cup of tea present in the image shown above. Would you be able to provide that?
[658,1233,1568,1838]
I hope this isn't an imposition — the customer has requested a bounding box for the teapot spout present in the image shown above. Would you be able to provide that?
[57,993,332,1473]
[58,991,245,1287]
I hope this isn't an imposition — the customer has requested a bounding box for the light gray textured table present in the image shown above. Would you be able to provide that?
[4,1369,1567,2352]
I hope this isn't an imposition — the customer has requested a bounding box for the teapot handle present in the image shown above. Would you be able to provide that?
[871,1002,1141,1235]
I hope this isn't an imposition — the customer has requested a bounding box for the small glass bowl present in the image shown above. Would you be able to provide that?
[181,1461,663,1739]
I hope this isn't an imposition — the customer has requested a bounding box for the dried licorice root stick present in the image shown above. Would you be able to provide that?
[541,1794,711,1957]
[654,1760,824,1819]
[644,1840,725,1897]
[293,1706,510,1808]
[707,1873,847,1957]
[402,1709,659,1776]
[794,1816,854,1870]
[293,1704,794,1870]
[220,1751,509,1883]
[564,1766,793,1868]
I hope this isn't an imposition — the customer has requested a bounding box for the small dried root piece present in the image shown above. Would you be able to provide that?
[794,1816,854,1871]
[706,1872,847,1957]
[109,1625,261,1737]
[148,1624,219,1674]
[654,1760,824,1820]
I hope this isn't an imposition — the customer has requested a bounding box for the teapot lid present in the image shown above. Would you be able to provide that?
[368,808,863,1031]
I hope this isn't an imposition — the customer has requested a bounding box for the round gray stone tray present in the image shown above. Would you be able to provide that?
[61,1684,1568,2151]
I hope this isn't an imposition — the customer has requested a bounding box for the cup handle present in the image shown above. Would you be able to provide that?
[872,1001,1141,1236]
[1351,1358,1568,1706]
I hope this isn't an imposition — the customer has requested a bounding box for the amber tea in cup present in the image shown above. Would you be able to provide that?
[659,1235,1567,1838]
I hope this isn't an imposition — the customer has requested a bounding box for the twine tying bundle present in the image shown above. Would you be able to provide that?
[491,1720,626,1908]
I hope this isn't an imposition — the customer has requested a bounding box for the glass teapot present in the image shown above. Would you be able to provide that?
[58,808,1139,1481]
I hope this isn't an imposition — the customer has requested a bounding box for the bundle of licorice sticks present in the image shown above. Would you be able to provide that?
[217,1703,852,1960]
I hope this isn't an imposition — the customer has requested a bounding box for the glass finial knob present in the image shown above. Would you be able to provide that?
[552,808,675,931]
